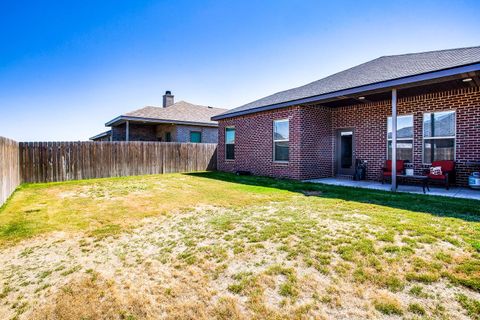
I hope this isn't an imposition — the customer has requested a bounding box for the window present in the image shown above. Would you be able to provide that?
[387,115,413,162]
[165,132,171,142]
[225,127,235,160]
[273,119,289,162]
[189,131,202,143]
[423,111,455,163]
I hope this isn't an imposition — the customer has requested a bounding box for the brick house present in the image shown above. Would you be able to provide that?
[91,91,227,143]
[212,46,480,187]
[89,130,112,142]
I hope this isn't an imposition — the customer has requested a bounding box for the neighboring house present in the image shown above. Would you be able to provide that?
[91,91,227,143]
[212,46,480,186]
[90,130,112,142]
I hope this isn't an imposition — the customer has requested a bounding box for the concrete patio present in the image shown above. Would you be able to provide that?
[305,177,480,200]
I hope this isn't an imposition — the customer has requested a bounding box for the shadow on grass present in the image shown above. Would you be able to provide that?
[186,171,480,222]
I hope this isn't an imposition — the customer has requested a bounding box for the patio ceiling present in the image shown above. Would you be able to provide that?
[312,70,480,108]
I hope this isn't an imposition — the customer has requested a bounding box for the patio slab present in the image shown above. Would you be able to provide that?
[304,177,480,200]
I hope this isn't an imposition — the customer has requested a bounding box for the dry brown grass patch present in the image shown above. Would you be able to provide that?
[211,297,246,320]
[372,292,403,316]
[31,274,150,320]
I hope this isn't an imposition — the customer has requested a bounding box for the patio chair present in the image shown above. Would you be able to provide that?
[424,160,455,190]
[381,160,405,184]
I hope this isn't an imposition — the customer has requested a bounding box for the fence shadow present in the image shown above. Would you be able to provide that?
[186,171,480,222]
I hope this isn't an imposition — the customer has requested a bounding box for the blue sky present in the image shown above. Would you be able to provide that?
[1,0,479,141]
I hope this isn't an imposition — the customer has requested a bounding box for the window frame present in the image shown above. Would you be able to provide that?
[225,126,235,161]
[422,110,456,164]
[272,119,289,163]
[386,114,414,162]
[189,131,202,143]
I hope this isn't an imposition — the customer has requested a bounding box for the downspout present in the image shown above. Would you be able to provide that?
[126,121,130,142]
[391,89,397,192]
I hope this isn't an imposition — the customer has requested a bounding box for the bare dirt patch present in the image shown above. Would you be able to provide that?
[1,202,479,320]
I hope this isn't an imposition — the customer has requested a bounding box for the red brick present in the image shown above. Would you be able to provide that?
[218,87,480,186]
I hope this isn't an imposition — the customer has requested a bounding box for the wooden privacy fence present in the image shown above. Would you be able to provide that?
[0,137,21,206]
[19,141,217,183]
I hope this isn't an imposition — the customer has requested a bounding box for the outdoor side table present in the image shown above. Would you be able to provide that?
[396,175,430,194]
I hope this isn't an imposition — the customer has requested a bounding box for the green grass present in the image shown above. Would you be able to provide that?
[408,302,426,315]
[457,294,480,320]
[1,171,480,317]
[409,285,426,297]
[373,295,403,315]
[1,172,479,246]
[0,173,292,245]
[266,265,299,298]
[406,272,440,284]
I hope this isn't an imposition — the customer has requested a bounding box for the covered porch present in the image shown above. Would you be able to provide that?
[305,177,480,200]
[322,68,480,190]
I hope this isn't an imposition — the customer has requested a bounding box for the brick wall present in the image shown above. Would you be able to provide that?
[112,123,219,143]
[298,106,333,179]
[156,124,177,142]
[404,87,480,185]
[331,101,389,181]
[332,87,480,185]
[217,87,480,186]
[176,125,219,143]
[217,106,302,179]
[111,123,158,141]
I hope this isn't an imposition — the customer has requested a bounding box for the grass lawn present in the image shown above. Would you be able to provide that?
[0,172,479,319]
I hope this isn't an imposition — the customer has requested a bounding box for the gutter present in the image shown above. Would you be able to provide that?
[105,115,219,128]
[212,62,480,120]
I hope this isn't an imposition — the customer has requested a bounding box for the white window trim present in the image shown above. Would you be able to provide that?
[225,126,235,161]
[273,119,289,163]
[422,110,456,164]
[386,114,414,161]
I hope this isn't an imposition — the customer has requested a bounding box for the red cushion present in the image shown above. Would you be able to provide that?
[428,173,446,180]
[385,160,405,171]
[432,160,454,172]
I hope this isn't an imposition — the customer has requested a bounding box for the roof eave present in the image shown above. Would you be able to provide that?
[212,62,480,120]
[106,115,218,127]
[89,130,112,141]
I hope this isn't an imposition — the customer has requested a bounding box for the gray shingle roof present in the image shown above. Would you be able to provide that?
[215,46,480,119]
[121,101,227,125]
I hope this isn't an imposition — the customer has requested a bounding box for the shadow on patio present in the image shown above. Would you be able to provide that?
[306,177,480,200]
[186,171,480,222]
